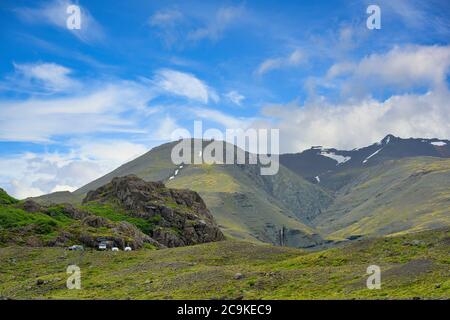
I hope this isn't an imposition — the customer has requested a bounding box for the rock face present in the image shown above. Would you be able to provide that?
[83,175,225,247]
[15,199,161,249]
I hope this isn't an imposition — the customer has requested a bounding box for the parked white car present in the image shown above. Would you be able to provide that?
[68,245,84,251]
[98,242,107,250]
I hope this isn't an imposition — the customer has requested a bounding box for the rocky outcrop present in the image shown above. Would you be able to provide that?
[21,201,91,220]
[83,175,225,247]
[10,198,163,250]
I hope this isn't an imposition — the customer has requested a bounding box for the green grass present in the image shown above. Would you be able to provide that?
[315,157,450,239]
[0,189,19,205]
[0,228,448,300]
[0,206,63,232]
[81,203,160,234]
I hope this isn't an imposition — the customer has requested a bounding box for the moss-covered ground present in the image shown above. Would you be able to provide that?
[0,228,448,300]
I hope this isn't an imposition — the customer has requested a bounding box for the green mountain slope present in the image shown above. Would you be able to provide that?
[31,140,333,247]
[313,157,450,239]
[167,162,331,246]
[0,228,448,299]
[0,188,18,205]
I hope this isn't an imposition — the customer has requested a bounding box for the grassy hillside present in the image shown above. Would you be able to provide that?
[30,191,83,206]
[313,157,450,239]
[167,162,330,247]
[0,177,224,249]
[0,228,448,299]
[0,188,18,205]
[32,140,333,247]
[0,201,159,249]
[26,141,450,246]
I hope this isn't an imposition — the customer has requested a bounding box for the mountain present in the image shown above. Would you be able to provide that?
[280,135,450,190]
[28,135,450,247]
[280,135,450,238]
[312,157,450,239]
[32,140,333,248]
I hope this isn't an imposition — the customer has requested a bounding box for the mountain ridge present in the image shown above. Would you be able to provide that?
[25,135,450,247]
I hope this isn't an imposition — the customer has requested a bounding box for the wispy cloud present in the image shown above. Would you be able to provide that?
[15,0,105,44]
[187,5,244,42]
[326,45,450,96]
[256,49,305,76]
[0,80,153,142]
[225,90,245,106]
[191,107,251,129]
[149,5,244,47]
[148,8,185,47]
[0,140,148,198]
[153,69,218,104]
[153,116,180,140]
[1,62,80,94]
[149,8,183,27]
[378,0,450,35]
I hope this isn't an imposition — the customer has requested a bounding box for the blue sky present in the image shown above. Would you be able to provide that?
[0,0,449,198]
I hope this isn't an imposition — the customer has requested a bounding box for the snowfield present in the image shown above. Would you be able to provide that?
[320,151,351,165]
[431,141,447,146]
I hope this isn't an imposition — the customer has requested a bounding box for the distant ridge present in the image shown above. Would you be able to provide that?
[28,135,450,247]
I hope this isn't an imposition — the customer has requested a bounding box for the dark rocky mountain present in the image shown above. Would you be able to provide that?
[32,140,332,248]
[280,135,450,190]
[83,175,225,247]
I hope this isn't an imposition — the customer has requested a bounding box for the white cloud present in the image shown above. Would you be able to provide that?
[149,8,183,27]
[256,49,305,76]
[51,185,77,193]
[225,90,245,106]
[0,81,153,142]
[148,8,185,47]
[327,45,450,95]
[7,62,79,93]
[154,69,218,104]
[191,107,251,129]
[377,0,449,35]
[15,0,104,44]
[0,140,148,199]
[75,140,148,164]
[149,5,244,46]
[153,116,180,140]
[261,88,450,152]
[188,5,244,42]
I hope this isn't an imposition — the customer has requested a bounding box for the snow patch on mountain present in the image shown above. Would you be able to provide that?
[363,148,383,164]
[320,151,351,165]
[168,165,184,182]
[315,176,321,183]
[431,141,447,146]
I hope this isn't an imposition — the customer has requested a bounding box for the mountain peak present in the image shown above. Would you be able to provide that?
[381,134,397,145]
